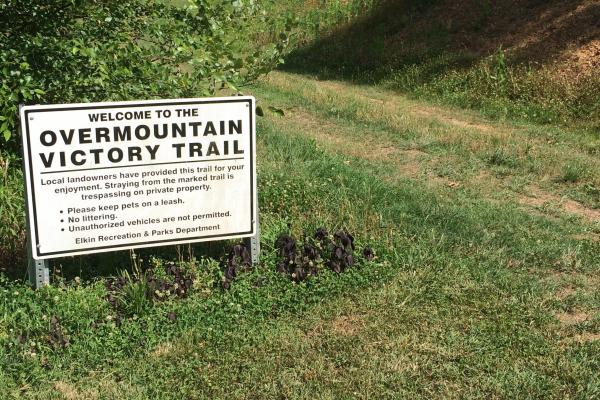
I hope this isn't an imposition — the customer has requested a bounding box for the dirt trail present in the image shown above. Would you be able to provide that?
[309,76,516,140]
[259,72,600,226]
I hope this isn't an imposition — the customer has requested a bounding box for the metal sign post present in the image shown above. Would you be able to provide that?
[20,104,50,288]
[27,238,50,288]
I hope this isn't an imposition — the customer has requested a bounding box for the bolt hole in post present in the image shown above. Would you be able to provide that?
[244,215,260,266]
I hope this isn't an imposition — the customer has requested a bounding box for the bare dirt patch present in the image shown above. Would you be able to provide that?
[518,191,555,208]
[411,106,496,134]
[398,149,428,178]
[555,310,590,326]
[53,381,91,400]
[555,285,577,301]
[564,39,600,79]
[383,0,600,78]
[563,200,600,222]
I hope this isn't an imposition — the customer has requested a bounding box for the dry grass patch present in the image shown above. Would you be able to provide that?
[286,108,398,161]
[572,233,600,242]
[411,105,498,134]
[305,313,366,338]
[572,332,600,343]
[518,188,600,223]
[151,341,173,358]
[555,310,590,326]
[543,271,600,295]
[332,314,365,336]
[53,381,86,400]
[49,375,146,400]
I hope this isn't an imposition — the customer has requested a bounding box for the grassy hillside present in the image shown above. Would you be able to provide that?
[282,0,600,131]
[1,1,599,398]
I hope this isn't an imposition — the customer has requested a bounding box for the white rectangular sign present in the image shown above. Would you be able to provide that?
[21,97,256,259]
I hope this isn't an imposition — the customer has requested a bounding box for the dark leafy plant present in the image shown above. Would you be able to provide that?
[272,228,372,282]
[362,246,375,261]
[275,234,297,274]
[221,243,251,289]
[330,229,355,274]
[147,262,194,300]
[47,316,69,349]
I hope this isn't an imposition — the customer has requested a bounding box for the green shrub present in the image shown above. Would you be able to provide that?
[0,0,290,150]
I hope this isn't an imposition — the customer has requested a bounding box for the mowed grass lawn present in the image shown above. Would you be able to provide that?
[2,71,600,399]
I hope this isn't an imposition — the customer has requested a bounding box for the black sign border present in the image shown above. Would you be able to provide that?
[23,98,255,258]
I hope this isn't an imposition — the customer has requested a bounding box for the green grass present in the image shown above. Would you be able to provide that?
[1,77,600,396]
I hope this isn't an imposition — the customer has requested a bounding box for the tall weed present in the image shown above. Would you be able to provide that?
[0,153,25,275]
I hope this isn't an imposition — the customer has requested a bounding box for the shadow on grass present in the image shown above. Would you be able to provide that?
[2,240,233,284]
[283,0,598,83]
